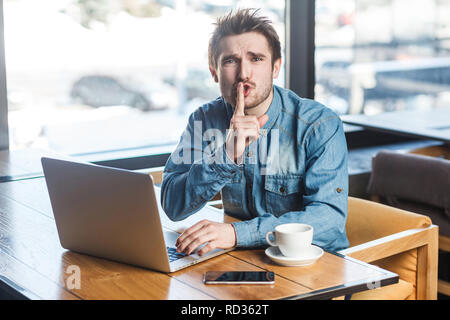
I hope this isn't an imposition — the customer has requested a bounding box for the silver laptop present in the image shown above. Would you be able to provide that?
[41,156,231,273]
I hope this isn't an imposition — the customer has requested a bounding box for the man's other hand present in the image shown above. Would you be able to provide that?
[175,220,236,256]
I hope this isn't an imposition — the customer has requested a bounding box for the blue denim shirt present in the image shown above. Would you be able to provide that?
[161,85,349,252]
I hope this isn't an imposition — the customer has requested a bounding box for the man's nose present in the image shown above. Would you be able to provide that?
[238,60,251,82]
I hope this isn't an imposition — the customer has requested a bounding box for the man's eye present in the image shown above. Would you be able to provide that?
[253,57,263,62]
[224,59,235,64]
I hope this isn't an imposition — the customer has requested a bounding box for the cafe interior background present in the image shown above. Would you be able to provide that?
[0,0,449,300]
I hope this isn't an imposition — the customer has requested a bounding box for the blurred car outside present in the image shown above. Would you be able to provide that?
[70,75,178,111]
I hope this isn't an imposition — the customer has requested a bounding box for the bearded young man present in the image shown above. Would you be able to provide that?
[161,9,349,256]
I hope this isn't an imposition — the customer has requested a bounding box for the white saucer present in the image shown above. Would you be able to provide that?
[265,245,324,267]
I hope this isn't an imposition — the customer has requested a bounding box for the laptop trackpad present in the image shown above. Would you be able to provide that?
[163,230,221,259]
[163,230,180,248]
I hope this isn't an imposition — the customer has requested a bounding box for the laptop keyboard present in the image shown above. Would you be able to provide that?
[167,247,187,262]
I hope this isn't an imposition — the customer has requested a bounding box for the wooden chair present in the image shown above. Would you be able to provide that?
[338,197,438,300]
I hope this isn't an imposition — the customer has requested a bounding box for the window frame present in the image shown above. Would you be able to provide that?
[0,0,8,150]
[286,0,315,99]
[0,0,416,168]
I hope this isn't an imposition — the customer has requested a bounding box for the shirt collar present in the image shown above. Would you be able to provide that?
[261,85,281,131]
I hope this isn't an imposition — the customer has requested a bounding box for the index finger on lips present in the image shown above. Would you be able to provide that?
[234,82,245,117]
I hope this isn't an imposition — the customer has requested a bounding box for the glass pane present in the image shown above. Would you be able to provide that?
[315,0,450,115]
[5,0,285,155]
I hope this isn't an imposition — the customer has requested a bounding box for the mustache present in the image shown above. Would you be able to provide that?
[233,81,256,89]
[232,81,256,95]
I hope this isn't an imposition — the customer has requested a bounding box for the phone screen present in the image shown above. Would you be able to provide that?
[203,271,275,284]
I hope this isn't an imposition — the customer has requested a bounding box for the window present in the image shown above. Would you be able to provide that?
[315,0,450,116]
[4,0,285,156]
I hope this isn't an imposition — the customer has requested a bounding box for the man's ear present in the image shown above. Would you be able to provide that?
[272,58,282,79]
[209,66,219,83]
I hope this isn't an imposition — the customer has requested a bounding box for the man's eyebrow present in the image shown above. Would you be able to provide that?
[248,51,267,58]
[220,52,267,62]
[220,54,238,62]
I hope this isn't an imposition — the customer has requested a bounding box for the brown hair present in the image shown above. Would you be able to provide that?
[208,8,281,70]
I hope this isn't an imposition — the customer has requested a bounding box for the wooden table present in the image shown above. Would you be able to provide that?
[341,107,450,144]
[0,176,398,300]
[0,148,62,183]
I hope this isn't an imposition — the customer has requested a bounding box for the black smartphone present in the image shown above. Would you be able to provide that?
[203,271,275,285]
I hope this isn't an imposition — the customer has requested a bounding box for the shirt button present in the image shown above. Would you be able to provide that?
[336,188,343,193]
[279,186,285,193]
[247,151,252,157]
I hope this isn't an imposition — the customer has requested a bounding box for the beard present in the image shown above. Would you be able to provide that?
[243,83,273,110]
[223,79,273,110]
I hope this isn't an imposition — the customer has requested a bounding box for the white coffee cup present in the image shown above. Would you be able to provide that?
[265,223,313,258]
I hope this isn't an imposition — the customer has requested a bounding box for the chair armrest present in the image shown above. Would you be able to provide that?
[339,225,437,262]
[346,197,432,246]
[339,225,439,300]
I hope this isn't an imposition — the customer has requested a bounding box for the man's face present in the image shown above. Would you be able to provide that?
[210,32,281,110]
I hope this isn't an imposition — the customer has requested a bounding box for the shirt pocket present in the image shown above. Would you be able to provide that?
[264,174,303,217]
[221,171,245,218]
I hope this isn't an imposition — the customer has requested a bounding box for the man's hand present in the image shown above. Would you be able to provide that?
[225,82,268,164]
[175,219,236,256]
